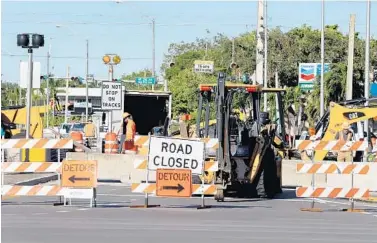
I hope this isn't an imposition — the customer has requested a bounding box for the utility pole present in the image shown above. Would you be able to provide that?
[346,14,356,100]
[85,39,89,122]
[152,18,155,91]
[320,0,325,117]
[263,0,268,112]
[364,0,371,135]
[109,65,113,132]
[64,66,70,124]
[255,0,264,85]
[46,44,51,128]
[19,60,22,105]
[26,49,33,138]
[275,70,279,125]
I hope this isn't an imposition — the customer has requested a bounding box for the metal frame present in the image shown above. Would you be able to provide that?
[196,73,287,185]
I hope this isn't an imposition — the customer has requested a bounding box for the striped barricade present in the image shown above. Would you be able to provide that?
[295,139,371,212]
[1,139,96,208]
[130,135,220,209]
[131,183,217,195]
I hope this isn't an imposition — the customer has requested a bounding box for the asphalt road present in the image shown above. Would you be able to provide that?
[2,185,377,243]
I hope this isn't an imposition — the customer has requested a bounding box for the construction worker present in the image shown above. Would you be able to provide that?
[118,112,137,154]
[84,120,96,138]
[335,121,354,162]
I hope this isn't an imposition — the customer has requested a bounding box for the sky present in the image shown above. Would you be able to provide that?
[1,0,376,83]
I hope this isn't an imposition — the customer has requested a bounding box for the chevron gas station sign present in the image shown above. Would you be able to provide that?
[299,63,330,91]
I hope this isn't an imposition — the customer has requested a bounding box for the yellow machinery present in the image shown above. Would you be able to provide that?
[311,99,377,161]
[1,105,53,162]
[195,73,288,201]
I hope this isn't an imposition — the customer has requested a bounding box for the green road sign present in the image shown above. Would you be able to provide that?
[135,77,156,85]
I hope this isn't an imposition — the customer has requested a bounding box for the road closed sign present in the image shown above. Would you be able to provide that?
[101,81,122,110]
[148,137,205,174]
[62,160,98,188]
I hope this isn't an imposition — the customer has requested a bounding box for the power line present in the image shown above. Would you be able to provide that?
[1,54,151,60]
[2,20,256,27]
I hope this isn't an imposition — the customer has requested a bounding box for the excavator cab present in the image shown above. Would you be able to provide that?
[196,72,287,201]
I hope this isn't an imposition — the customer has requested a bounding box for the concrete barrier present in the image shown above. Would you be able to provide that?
[282,160,327,187]
[66,152,155,185]
[66,153,376,191]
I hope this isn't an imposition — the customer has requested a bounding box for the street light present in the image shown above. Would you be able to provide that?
[17,33,44,139]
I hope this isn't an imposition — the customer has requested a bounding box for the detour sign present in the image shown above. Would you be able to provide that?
[62,160,98,188]
[156,169,192,197]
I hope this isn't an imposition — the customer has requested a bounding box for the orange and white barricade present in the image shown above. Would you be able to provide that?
[1,138,72,200]
[131,135,219,209]
[1,138,97,207]
[295,139,371,212]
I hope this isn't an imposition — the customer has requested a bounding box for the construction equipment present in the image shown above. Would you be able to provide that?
[196,73,287,201]
[308,98,377,162]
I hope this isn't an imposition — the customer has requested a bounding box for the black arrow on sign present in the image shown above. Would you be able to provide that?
[69,175,90,183]
[162,184,184,193]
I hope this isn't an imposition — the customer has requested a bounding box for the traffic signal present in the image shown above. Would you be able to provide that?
[242,73,249,84]
[230,62,239,69]
[71,77,84,83]
[40,74,53,80]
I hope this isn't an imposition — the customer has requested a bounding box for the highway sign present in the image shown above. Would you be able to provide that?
[62,160,98,188]
[148,136,205,174]
[156,169,192,197]
[101,81,122,110]
[135,77,156,85]
[194,60,214,74]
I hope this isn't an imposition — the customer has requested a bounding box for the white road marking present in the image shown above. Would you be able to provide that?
[56,210,69,213]
[32,213,48,215]
[77,208,90,211]
[361,212,372,215]
[97,194,144,197]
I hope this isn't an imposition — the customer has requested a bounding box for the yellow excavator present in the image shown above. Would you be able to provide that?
[308,98,377,161]
[195,73,288,201]
[1,100,65,162]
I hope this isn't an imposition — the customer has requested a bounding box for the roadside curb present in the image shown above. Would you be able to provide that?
[358,197,377,203]
[15,174,58,186]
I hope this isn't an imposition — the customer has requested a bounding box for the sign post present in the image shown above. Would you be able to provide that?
[134,136,210,209]
[101,81,122,133]
[61,160,98,207]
